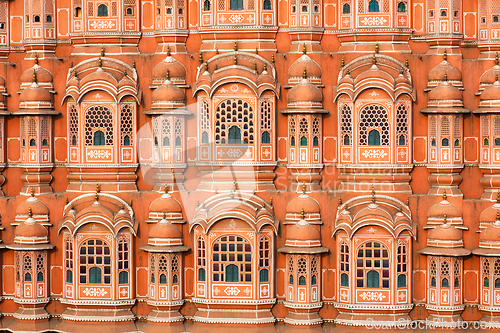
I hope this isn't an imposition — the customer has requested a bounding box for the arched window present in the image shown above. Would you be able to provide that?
[291,136,296,146]
[259,236,270,283]
[398,135,405,146]
[297,258,307,286]
[496,278,500,288]
[166,8,172,14]
[230,0,243,10]
[225,264,239,282]
[453,260,460,288]
[340,242,350,287]
[343,135,350,145]
[85,106,113,146]
[160,273,167,284]
[212,235,252,283]
[46,15,53,22]
[397,242,408,288]
[203,0,211,10]
[36,271,43,281]
[440,260,450,288]
[495,15,499,23]
[36,254,45,282]
[343,3,350,13]
[261,131,271,144]
[430,258,437,287]
[485,277,490,288]
[368,129,381,145]
[98,4,108,16]
[126,7,133,15]
[441,10,447,17]
[397,1,406,12]
[123,135,130,146]
[288,256,294,285]
[23,254,32,282]
[94,130,105,146]
[158,255,168,284]
[311,256,318,286]
[120,104,134,146]
[228,126,241,144]
[441,278,449,288]
[171,255,179,285]
[359,105,389,145]
[75,7,82,17]
[197,237,206,282]
[367,270,380,288]
[263,0,271,9]
[396,103,408,145]
[67,270,73,284]
[299,275,306,285]
[356,242,390,288]
[368,0,379,12]
[175,136,181,146]
[202,132,209,144]
[30,139,36,146]
[495,138,500,146]
[313,136,319,146]
[163,136,170,147]
[442,138,449,147]
[79,239,111,285]
[300,136,308,146]
[118,238,129,284]
[34,15,41,22]
[65,237,74,284]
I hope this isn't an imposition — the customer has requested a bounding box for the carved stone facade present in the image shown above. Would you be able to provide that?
[0,0,495,332]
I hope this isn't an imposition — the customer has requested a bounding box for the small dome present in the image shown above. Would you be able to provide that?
[16,195,49,216]
[288,55,321,79]
[76,200,114,221]
[287,78,322,104]
[152,56,187,81]
[19,83,51,103]
[151,80,186,104]
[338,72,354,86]
[21,65,53,84]
[480,220,500,243]
[286,193,320,214]
[80,67,118,87]
[480,202,500,224]
[149,217,182,239]
[480,65,500,84]
[354,62,395,86]
[428,222,462,242]
[428,81,462,101]
[427,194,462,220]
[287,219,320,241]
[395,72,407,85]
[15,216,48,239]
[481,80,500,100]
[428,60,462,82]
[149,192,182,214]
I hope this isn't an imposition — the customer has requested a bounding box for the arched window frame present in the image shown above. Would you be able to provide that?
[258,236,270,283]
[197,236,207,282]
[212,235,252,283]
[214,99,254,145]
[85,106,113,147]
[356,241,390,289]
[117,237,130,285]
[359,104,389,146]
[97,4,108,16]
[78,238,112,285]
[397,242,408,288]
[340,241,350,287]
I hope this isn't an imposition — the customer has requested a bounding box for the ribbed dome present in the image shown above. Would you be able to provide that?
[428,81,462,101]
[76,200,114,220]
[427,194,462,220]
[20,65,53,84]
[152,56,187,81]
[354,63,395,86]
[481,80,500,100]
[287,219,320,241]
[428,222,462,242]
[480,65,500,84]
[80,68,118,87]
[480,221,500,243]
[151,80,186,104]
[16,195,49,216]
[338,72,354,86]
[287,78,322,104]
[15,216,48,239]
[428,60,462,82]
[149,217,182,239]
[289,55,321,79]
[480,202,500,223]
[149,193,182,213]
[286,193,320,214]
[19,83,51,103]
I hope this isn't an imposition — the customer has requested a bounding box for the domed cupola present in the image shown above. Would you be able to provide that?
[18,72,56,114]
[288,46,322,85]
[148,72,187,113]
[426,191,464,229]
[10,208,53,249]
[146,186,184,224]
[476,75,500,113]
[141,214,189,252]
[279,212,327,254]
[420,217,470,257]
[20,54,54,91]
[284,185,321,225]
[479,191,500,229]
[152,48,187,87]
[15,188,50,226]
[427,51,463,90]
[286,73,323,109]
[474,214,500,256]
[478,53,500,93]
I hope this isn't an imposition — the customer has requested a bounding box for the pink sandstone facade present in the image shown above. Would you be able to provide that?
[0,0,498,332]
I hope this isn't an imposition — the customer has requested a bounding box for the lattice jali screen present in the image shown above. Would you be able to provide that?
[120,104,134,145]
[214,99,254,144]
[340,103,352,144]
[396,103,408,145]
[161,117,171,145]
[212,235,252,283]
[69,105,79,144]
[84,106,113,146]
[359,104,389,145]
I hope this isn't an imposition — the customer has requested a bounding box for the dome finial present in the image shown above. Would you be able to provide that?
[338,197,342,206]
[230,191,234,199]
[444,72,448,81]
[166,44,171,56]
[496,52,499,66]
[271,54,275,64]
[269,197,273,206]
[302,183,306,194]
[32,70,37,83]
[443,189,447,200]
[163,212,166,220]
[30,187,35,197]
[164,184,169,194]
[215,48,219,55]
[496,74,498,82]
[372,54,377,65]
[263,63,267,72]
[341,58,345,67]
[166,69,170,81]
[73,69,77,78]
[65,197,69,205]
[34,53,38,65]
[199,51,203,64]
[234,40,238,51]
[443,49,447,61]
[303,68,307,79]
[371,185,375,203]
[497,189,500,203]
[96,182,100,194]
[234,55,237,65]
[100,45,105,57]
[28,207,32,218]
[303,44,307,54]
[98,57,102,68]
[255,47,258,54]
[497,210,499,221]
[443,214,447,224]
[233,181,237,191]
[405,59,409,67]
[133,60,136,69]
[204,61,208,71]
[301,208,305,220]
[375,42,379,54]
